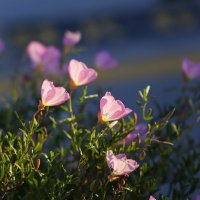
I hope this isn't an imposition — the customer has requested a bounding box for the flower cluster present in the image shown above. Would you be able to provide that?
[27,41,61,74]
[1,29,200,200]
[36,38,138,180]
[39,64,136,177]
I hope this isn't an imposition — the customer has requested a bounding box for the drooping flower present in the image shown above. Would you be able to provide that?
[41,79,70,107]
[149,196,156,200]
[106,150,139,175]
[182,58,200,81]
[67,59,97,89]
[63,31,81,46]
[27,41,61,74]
[117,124,148,145]
[98,92,132,123]
[0,38,5,53]
[95,50,117,70]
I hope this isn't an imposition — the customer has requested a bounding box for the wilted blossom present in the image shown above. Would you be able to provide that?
[149,196,156,200]
[106,150,139,175]
[98,92,132,123]
[41,79,70,107]
[117,123,148,145]
[0,38,5,53]
[67,59,97,89]
[63,31,81,46]
[182,58,200,81]
[27,41,61,74]
[95,50,118,70]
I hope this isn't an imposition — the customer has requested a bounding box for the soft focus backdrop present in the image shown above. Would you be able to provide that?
[0,0,200,105]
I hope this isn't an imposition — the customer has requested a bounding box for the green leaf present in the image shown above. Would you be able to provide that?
[60,105,69,112]
[157,108,175,129]
[0,164,5,179]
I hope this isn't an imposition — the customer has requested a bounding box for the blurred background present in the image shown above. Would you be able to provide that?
[0,0,200,105]
[1,1,200,197]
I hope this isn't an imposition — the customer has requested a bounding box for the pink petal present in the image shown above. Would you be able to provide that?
[182,58,200,79]
[100,92,132,121]
[68,59,84,82]
[182,58,191,72]
[112,159,127,175]
[117,124,148,145]
[100,92,115,116]
[0,38,5,53]
[27,41,46,66]
[46,87,70,106]
[63,31,81,46]
[42,46,61,74]
[106,100,128,121]
[41,80,70,107]
[106,150,115,168]
[41,80,54,102]
[95,50,118,70]
[77,68,97,85]
[149,196,156,200]
[115,153,126,159]
[106,150,139,176]
[44,87,56,103]
[68,59,97,86]
[123,159,139,174]
[195,195,200,200]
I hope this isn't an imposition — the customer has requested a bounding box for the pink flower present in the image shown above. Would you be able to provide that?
[117,124,148,145]
[63,31,81,46]
[195,195,200,200]
[41,79,70,107]
[106,150,139,175]
[27,41,61,74]
[182,58,200,81]
[149,196,156,200]
[41,47,61,73]
[67,59,97,88]
[98,92,132,123]
[95,50,118,70]
[0,38,5,53]
[27,41,45,64]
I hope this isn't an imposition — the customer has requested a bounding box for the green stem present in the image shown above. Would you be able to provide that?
[68,92,79,152]
[151,138,174,146]
[68,92,76,130]
[142,103,147,120]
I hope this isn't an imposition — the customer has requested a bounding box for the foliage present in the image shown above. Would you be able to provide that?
[0,34,200,200]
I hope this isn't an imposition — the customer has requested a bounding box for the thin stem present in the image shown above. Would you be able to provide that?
[142,102,147,120]
[151,138,174,146]
[33,109,42,120]
[68,91,79,153]
[68,91,76,129]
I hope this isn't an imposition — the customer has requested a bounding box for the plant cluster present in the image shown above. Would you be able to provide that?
[0,31,200,200]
